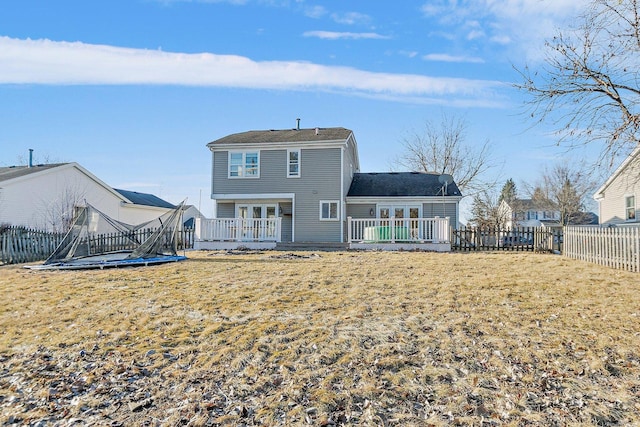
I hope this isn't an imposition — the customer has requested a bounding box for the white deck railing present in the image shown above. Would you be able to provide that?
[348,217,450,243]
[195,217,282,242]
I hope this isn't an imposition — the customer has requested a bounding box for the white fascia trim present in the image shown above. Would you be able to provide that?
[594,145,640,199]
[119,203,173,212]
[213,193,296,201]
[346,196,463,204]
[208,140,348,151]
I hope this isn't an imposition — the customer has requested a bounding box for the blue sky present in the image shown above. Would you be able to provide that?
[0,0,597,217]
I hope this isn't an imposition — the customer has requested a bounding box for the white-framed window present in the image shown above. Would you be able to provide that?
[229,151,259,178]
[320,201,339,221]
[626,195,636,220]
[287,149,300,178]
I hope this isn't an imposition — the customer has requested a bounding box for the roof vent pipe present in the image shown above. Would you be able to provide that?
[296,118,300,130]
[28,148,33,168]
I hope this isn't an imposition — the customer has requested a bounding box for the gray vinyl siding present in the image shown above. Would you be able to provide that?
[217,202,235,218]
[280,201,293,242]
[423,202,458,226]
[346,201,458,227]
[346,203,375,219]
[212,147,343,242]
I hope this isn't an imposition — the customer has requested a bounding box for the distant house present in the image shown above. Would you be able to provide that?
[0,162,177,231]
[594,145,640,225]
[198,126,462,250]
[499,199,561,228]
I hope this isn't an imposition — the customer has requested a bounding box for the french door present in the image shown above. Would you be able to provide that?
[378,205,422,240]
[237,204,278,240]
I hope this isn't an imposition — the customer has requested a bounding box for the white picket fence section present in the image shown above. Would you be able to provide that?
[347,217,450,243]
[195,217,282,242]
[564,225,640,272]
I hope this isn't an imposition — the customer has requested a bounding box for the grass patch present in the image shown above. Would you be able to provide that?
[1,250,639,425]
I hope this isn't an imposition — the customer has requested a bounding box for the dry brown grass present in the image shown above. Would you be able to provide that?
[1,250,639,426]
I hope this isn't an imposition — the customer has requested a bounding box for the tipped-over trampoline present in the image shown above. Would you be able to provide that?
[25,202,187,270]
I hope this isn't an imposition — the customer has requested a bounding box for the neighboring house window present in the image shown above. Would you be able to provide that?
[229,151,259,178]
[320,201,339,221]
[626,195,636,220]
[287,149,300,178]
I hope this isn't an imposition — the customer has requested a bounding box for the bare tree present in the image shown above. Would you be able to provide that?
[38,184,87,233]
[529,164,597,226]
[394,114,495,196]
[515,0,640,165]
[468,190,511,228]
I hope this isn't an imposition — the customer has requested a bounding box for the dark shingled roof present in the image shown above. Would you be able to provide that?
[0,163,69,183]
[347,172,462,197]
[207,127,353,146]
[114,189,176,209]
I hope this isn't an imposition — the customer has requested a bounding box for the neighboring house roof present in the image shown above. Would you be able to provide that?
[114,189,176,209]
[347,172,462,197]
[0,163,69,183]
[594,145,640,200]
[504,198,558,211]
[207,127,353,146]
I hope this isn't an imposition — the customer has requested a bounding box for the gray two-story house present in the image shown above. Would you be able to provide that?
[196,126,461,250]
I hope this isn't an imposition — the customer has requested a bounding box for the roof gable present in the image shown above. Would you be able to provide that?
[347,172,462,198]
[594,145,640,199]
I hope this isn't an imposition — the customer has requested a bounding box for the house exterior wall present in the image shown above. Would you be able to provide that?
[0,165,173,231]
[346,201,459,227]
[597,157,640,224]
[346,203,375,220]
[212,147,344,242]
[0,166,119,231]
[422,202,458,225]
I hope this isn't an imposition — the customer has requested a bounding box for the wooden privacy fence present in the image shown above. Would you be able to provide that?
[1,226,195,265]
[0,226,64,264]
[564,225,640,272]
[452,226,561,252]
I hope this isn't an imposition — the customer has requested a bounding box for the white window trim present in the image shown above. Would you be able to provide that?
[377,204,422,219]
[287,149,301,178]
[320,200,340,221]
[625,194,636,221]
[228,150,260,179]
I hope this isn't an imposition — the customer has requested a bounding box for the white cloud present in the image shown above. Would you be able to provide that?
[303,31,390,40]
[331,11,371,25]
[423,53,484,64]
[420,0,585,60]
[0,36,506,107]
[304,5,327,19]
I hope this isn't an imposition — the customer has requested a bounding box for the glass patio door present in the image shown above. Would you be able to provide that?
[237,204,277,240]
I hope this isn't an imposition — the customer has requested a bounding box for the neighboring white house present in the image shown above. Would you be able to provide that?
[499,199,561,228]
[593,145,640,225]
[0,162,177,231]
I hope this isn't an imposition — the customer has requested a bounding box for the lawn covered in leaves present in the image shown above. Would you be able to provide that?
[1,250,639,426]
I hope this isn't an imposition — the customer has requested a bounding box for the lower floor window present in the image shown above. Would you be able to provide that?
[320,201,339,221]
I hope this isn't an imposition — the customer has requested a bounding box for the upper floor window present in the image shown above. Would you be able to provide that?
[229,151,259,178]
[287,149,300,178]
[626,195,636,220]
